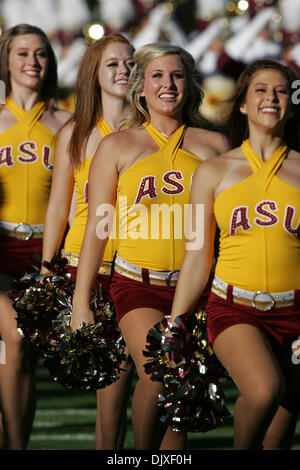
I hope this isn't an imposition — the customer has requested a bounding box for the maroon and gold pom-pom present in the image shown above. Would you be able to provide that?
[9,253,73,353]
[143,311,230,433]
[43,285,126,391]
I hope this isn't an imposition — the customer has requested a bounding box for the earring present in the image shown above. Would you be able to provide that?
[241,107,247,114]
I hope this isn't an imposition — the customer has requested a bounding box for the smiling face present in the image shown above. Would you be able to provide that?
[98,41,134,100]
[8,34,49,94]
[140,53,188,120]
[241,68,291,134]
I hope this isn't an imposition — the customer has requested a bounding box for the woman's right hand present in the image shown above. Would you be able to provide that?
[70,306,95,331]
[39,266,54,283]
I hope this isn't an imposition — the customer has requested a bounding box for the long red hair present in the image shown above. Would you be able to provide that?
[69,33,134,167]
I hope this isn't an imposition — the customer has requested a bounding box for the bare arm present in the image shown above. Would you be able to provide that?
[68,188,77,226]
[169,161,217,322]
[41,124,74,273]
[71,135,119,330]
[216,131,231,155]
[186,128,231,162]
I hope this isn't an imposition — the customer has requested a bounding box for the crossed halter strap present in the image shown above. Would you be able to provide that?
[241,139,289,190]
[5,97,46,137]
[97,117,113,137]
[145,123,187,161]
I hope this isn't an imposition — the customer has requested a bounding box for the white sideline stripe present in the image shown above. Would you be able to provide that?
[36,409,97,416]
[30,433,95,441]
[33,421,64,428]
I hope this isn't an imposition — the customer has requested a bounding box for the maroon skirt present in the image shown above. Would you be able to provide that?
[0,235,43,276]
[206,291,300,347]
[65,265,111,292]
[206,290,300,412]
[110,270,210,324]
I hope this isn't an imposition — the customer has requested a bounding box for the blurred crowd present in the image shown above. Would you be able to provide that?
[0,0,299,124]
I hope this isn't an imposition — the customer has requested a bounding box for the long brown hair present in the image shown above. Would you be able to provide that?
[226,59,300,150]
[0,23,57,104]
[123,43,206,129]
[68,33,134,168]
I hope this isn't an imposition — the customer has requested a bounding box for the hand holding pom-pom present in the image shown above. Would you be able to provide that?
[9,253,74,354]
[43,285,126,391]
[143,311,230,433]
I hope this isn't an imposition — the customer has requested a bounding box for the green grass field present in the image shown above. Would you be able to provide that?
[27,362,300,451]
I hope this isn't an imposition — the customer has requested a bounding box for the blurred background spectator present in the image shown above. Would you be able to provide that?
[0,0,299,125]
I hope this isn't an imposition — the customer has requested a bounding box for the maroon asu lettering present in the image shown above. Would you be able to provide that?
[230,200,299,237]
[0,141,52,169]
[284,205,300,237]
[84,181,89,204]
[254,200,279,226]
[17,141,38,163]
[0,146,14,167]
[162,171,185,195]
[230,206,252,235]
[135,171,185,204]
[135,176,158,204]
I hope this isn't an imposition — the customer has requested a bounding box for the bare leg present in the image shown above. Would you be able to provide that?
[95,354,134,449]
[263,338,300,449]
[119,308,167,450]
[21,344,38,448]
[0,292,37,449]
[0,293,25,449]
[0,413,3,449]
[213,324,285,450]
[160,429,186,450]
[263,407,299,450]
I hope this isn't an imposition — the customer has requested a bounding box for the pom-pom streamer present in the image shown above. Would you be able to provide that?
[9,254,73,353]
[43,284,126,391]
[143,311,231,432]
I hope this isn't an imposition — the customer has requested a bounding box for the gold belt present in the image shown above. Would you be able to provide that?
[61,249,112,276]
[0,223,43,240]
[211,278,296,311]
[114,254,179,287]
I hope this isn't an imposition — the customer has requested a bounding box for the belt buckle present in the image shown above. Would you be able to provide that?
[166,269,179,287]
[14,223,34,241]
[251,291,275,311]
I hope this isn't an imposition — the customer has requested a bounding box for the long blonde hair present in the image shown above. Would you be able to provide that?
[123,43,205,129]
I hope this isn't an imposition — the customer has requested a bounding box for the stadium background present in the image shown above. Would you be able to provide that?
[0,0,299,450]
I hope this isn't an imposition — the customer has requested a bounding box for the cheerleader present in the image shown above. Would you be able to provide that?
[0,24,70,449]
[169,59,300,449]
[71,43,229,449]
[41,34,135,450]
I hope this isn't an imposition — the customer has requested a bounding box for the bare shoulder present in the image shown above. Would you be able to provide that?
[185,127,230,160]
[54,119,75,146]
[288,148,300,160]
[0,104,17,132]
[53,108,72,125]
[95,126,147,160]
[97,127,140,150]
[194,147,242,183]
[41,107,71,134]
[93,128,134,164]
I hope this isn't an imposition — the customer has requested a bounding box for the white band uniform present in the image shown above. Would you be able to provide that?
[211,275,297,311]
